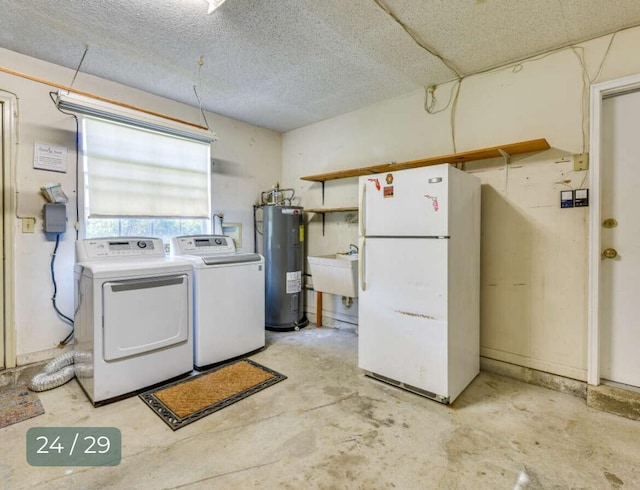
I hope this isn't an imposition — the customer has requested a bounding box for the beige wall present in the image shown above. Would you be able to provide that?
[0,48,282,364]
[282,27,640,381]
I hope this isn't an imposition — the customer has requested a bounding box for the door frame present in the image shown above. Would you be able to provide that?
[0,92,17,369]
[588,73,640,385]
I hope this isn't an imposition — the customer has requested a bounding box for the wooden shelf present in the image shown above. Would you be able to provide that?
[304,207,358,236]
[304,207,358,214]
[300,138,550,182]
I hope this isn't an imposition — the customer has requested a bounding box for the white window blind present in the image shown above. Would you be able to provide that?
[82,116,211,218]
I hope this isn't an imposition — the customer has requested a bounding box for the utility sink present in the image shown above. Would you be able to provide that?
[308,253,359,298]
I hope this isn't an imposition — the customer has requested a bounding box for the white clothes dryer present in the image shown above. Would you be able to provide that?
[171,235,265,369]
[74,237,194,404]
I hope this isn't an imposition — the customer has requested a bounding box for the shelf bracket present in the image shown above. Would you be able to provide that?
[321,181,325,206]
[321,213,326,236]
[499,149,512,194]
[498,148,511,165]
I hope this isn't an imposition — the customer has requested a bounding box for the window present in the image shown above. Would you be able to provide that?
[79,114,213,248]
[85,218,209,252]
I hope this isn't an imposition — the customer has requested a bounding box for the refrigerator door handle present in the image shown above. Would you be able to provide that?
[359,183,366,237]
[359,236,366,291]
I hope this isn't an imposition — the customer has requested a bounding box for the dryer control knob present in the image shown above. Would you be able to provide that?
[136,240,147,249]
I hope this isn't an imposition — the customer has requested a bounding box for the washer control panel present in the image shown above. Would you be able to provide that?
[77,238,165,260]
[171,235,236,256]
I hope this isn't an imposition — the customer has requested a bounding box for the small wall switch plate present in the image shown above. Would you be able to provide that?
[22,217,36,233]
[573,153,589,171]
[560,190,574,208]
[575,188,589,207]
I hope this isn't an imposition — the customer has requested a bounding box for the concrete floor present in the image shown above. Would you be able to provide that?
[2,326,640,489]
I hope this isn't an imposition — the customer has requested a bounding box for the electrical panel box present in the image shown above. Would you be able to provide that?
[43,203,67,233]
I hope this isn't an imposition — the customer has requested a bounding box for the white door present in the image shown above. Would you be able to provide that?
[359,165,450,237]
[599,91,640,388]
[358,237,449,396]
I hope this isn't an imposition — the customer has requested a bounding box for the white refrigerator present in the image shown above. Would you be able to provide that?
[358,163,480,404]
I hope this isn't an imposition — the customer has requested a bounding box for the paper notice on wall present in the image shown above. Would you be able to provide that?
[33,142,67,173]
[286,271,302,294]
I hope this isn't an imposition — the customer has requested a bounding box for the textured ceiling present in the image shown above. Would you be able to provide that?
[2,0,640,133]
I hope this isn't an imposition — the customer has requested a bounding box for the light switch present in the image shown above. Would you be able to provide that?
[575,189,589,207]
[560,190,574,208]
[22,217,36,233]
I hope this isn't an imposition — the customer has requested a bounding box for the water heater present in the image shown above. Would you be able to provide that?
[263,205,308,330]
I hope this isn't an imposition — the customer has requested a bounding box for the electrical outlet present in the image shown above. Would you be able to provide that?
[22,217,36,233]
[573,153,589,171]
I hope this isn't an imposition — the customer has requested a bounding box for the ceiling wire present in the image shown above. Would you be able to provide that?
[371,1,625,159]
[424,80,460,115]
[371,0,461,79]
[449,80,462,154]
[426,26,619,157]
[557,0,591,161]
[571,46,590,158]
[371,0,464,152]
[428,21,634,108]
[571,33,617,145]
[369,0,604,154]
[589,33,617,83]
[193,85,210,131]
[569,32,617,186]
[193,56,211,131]
[70,45,89,88]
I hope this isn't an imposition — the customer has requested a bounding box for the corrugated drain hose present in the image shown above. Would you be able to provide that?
[27,351,91,391]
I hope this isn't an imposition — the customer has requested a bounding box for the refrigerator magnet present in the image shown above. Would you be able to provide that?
[385,173,394,184]
[368,178,381,191]
[424,194,439,211]
[383,186,394,198]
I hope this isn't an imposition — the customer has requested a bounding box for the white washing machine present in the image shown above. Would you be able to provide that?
[171,235,265,369]
[74,237,194,405]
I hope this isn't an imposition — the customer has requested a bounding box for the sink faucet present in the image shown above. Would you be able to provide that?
[349,243,358,255]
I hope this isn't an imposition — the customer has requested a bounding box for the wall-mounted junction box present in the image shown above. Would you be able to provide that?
[43,203,67,233]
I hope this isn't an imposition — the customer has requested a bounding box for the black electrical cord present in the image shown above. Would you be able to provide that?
[51,234,74,346]
[60,331,74,346]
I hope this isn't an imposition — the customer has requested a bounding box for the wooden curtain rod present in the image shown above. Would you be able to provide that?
[0,65,209,131]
